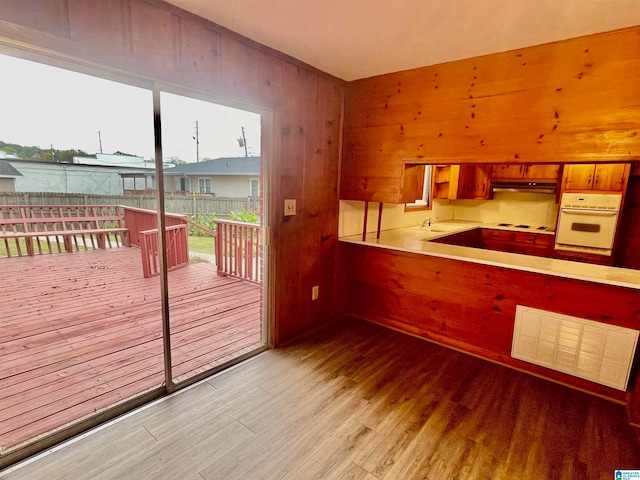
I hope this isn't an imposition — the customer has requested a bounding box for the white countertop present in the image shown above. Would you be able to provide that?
[339,220,640,290]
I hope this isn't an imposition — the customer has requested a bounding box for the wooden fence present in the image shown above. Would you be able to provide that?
[0,192,260,217]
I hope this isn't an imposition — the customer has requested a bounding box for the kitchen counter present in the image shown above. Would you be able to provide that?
[339,220,640,290]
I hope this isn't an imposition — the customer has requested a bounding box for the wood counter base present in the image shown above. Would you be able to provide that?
[341,242,640,425]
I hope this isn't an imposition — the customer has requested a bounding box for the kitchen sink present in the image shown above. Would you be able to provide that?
[412,223,466,233]
[425,227,454,233]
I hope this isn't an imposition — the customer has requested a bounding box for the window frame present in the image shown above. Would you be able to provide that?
[250,178,260,197]
[198,177,211,194]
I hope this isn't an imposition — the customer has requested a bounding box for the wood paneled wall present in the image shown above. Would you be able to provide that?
[0,0,345,345]
[342,27,640,201]
[341,242,640,421]
[617,174,640,268]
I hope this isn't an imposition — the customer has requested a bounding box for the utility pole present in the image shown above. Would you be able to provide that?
[237,126,248,157]
[193,120,200,163]
[97,131,103,153]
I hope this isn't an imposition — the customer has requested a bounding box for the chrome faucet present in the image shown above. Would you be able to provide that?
[422,216,438,227]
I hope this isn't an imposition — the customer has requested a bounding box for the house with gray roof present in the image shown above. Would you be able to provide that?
[0,159,23,192]
[159,156,260,197]
[3,158,153,195]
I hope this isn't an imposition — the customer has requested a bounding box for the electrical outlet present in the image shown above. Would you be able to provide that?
[312,285,319,301]
[284,199,296,216]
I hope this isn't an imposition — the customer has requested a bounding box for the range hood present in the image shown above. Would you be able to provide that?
[491,181,557,194]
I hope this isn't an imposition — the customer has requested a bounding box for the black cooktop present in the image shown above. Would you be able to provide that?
[497,223,549,231]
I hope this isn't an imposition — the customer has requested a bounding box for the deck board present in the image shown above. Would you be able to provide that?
[0,247,262,451]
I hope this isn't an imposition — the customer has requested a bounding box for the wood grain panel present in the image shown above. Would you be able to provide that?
[341,242,640,408]
[219,34,257,99]
[0,0,70,37]
[255,51,282,104]
[176,16,220,83]
[68,0,131,55]
[272,63,314,343]
[616,176,640,269]
[130,1,175,69]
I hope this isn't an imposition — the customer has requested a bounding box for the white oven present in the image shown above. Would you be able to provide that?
[554,193,622,256]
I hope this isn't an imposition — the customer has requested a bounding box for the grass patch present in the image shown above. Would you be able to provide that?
[0,238,28,257]
[188,235,215,255]
[2,234,214,257]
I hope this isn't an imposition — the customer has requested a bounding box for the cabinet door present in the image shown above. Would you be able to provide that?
[523,164,560,182]
[491,165,524,179]
[471,165,491,199]
[512,232,553,256]
[458,165,491,199]
[592,164,628,191]
[400,165,426,203]
[563,164,595,190]
[481,229,514,252]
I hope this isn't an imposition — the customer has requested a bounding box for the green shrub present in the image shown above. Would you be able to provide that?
[228,208,260,224]
[188,213,217,236]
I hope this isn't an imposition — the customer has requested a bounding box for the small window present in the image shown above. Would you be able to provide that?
[250,178,259,197]
[405,165,432,211]
[198,178,211,193]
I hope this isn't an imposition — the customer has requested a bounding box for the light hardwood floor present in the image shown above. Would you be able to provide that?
[2,317,639,479]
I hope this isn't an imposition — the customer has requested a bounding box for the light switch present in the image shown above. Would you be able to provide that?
[284,199,296,216]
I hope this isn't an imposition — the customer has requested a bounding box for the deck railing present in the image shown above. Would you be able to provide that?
[0,204,128,258]
[139,224,189,278]
[214,219,262,284]
[121,206,193,277]
[121,206,187,248]
[1,204,262,284]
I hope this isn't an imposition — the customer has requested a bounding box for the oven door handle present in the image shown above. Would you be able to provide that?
[560,209,618,217]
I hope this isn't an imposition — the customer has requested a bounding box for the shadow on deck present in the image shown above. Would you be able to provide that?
[0,247,262,452]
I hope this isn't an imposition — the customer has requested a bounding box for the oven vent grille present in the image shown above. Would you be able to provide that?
[512,305,638,391]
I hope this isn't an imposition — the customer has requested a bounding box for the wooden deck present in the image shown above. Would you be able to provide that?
[0,247,262,452]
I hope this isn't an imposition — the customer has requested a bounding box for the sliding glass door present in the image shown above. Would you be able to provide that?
[0,51,269,465]
[0,53,165,457]
[157,89,267,387]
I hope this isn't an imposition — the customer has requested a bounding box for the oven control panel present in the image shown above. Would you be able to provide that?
[560,193,622,211]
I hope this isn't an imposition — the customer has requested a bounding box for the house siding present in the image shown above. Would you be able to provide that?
[10,161,125,195]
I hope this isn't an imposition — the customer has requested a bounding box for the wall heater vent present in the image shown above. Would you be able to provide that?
[512,305,638,391]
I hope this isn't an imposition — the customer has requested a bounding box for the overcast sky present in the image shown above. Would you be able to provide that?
[0,54,261,161]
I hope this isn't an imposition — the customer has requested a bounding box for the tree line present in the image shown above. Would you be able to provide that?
[0,141,95,163]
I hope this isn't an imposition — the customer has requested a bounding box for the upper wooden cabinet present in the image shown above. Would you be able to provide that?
[491,164,560,182]
[341,162,426,203]
[563,163,630,192]
[432,165,490,200]
[432,165,459,199]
